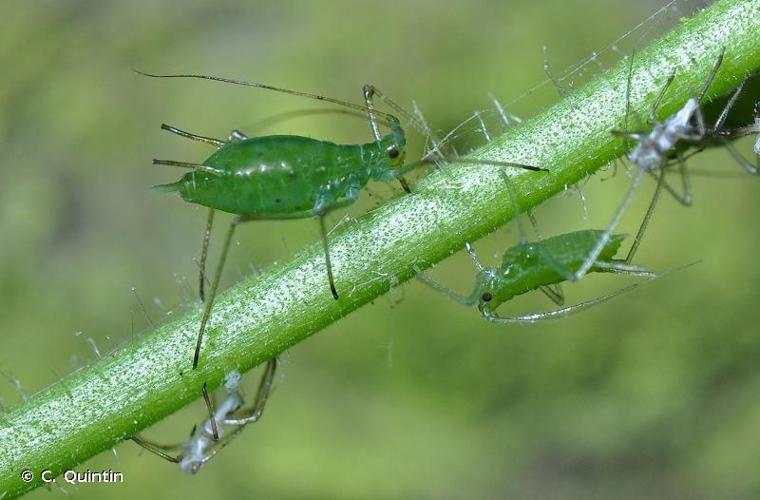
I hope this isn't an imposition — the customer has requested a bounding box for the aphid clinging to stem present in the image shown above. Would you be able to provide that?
[139,71,542,369]
[574,48,729,280]
[132,359,277,474]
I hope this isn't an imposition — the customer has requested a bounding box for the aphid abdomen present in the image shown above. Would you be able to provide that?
[490,231,627,306]
[174,136,374,216]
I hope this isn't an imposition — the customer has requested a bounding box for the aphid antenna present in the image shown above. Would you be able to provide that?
[135,70,402,125]
[481,279,648,324]
[413,264,474,306]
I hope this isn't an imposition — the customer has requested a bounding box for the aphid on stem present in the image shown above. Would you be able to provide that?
[132,359,277,475]
[574,48,731,280]
[138,71,543,369]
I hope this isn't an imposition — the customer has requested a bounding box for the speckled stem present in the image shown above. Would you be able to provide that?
[2,0,759,497]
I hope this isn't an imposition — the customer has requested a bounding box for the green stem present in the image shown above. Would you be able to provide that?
[2,0,759,496]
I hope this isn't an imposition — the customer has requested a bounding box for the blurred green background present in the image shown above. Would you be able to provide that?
[2,1,760,499]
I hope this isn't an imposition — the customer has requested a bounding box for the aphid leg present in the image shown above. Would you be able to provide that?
[525,209,565,305]
[318,215,339,300]
[193,216,242,369]
[721,139,759,174]
[648,71,676,125]
[480,279,651,324]
[201,382,219,441]
[131,436,181,463]
[713,77,745,131]
[413,265,474,306]
[198,208,215,302]
[575,168,645,281]
[225,358,278,425]
[697,48,725,104]
[160,123,225,147]
[625,167,666,263]
[464,242,485,272]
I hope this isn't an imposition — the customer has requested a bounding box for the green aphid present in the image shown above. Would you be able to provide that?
[139,72,542,369]
[418,230,655,323]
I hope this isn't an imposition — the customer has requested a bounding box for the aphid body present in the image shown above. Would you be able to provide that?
[132,359,277,474]
[156,118,406,216]
[419,230,653,323]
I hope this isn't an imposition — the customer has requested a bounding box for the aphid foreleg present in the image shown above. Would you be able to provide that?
[193,216,241,369]
[362,84,412,194]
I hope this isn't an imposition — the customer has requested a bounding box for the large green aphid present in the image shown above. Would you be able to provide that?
[139,72,542,369]
[418,230,655,323]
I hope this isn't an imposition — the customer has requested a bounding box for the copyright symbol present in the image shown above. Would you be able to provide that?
[20,469,33,482]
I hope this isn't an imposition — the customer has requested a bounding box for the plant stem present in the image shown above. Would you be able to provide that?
[2,0,759,496]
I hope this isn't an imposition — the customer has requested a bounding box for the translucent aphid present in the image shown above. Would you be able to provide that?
[574,49,728,280]
[139,72,542,369]
[417,230,654,323]
[132,359,277,474]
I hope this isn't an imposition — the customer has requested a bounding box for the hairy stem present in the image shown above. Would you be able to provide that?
[2,0,759,496]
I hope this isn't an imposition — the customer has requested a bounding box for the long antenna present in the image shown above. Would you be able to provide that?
[135,71,397,121]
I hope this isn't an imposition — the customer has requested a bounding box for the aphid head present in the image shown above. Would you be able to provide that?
[472,267,505,313]
[385,114,407,169]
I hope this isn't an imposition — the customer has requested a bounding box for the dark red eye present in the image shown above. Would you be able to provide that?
[481,292,493,302]
[387,146,400,158]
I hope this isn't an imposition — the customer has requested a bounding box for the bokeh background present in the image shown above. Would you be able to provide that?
[2,1,760,499]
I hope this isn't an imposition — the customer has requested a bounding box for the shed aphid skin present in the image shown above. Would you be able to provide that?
[573,48,726,281]
[132,359,277,474]
[139,72,542,369]
[416,230,655,323]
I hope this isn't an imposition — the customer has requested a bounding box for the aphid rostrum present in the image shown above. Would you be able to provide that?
[139,72,542,369]
[574,49,727,280]
[132,359,277,474]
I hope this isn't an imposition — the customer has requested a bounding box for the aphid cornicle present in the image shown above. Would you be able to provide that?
[132,359,277,474]
[139,72,543,369]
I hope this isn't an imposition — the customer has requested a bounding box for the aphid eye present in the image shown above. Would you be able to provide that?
[481,292,493,302]
[387,146,400,159]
